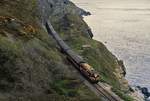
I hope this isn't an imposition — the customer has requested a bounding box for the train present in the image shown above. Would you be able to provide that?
[45,21,100,83]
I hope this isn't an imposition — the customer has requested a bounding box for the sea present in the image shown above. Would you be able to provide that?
[71,0,150,90]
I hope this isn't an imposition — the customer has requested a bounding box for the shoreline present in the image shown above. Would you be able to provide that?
[71,0,150,91]
[70,0,150,100]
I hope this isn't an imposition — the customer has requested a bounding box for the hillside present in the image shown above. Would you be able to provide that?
[0,0,139,101]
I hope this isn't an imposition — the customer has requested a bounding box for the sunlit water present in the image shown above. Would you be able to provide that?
[71,0,150,90]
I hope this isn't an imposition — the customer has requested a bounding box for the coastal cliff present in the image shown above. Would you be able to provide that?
[0,0,143,101]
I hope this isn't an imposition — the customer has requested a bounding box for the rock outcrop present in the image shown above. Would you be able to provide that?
[38,0,93,38]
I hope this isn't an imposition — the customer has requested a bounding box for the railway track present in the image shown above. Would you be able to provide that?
[68,54,123,101]
[94,83,123,101]
[45,21,123,101]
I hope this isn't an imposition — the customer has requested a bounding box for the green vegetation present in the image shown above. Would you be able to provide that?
[112,88,134,101]
[50,12,134,100]
[51,79,79,96]
[0,0,100,101]
[0,0,134,100]
[0,0,38,24]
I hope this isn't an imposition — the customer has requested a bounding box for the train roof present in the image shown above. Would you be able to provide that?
[66,49,85,63]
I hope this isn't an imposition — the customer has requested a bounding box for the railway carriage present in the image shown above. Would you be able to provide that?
[66,49,99,83]
[45,21,100,83]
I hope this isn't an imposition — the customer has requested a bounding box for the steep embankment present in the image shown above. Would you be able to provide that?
[0,0,138,101]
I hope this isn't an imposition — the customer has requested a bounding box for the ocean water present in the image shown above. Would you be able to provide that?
[71,0,150,90]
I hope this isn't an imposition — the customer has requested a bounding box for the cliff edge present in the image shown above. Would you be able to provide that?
[0,0,142,101]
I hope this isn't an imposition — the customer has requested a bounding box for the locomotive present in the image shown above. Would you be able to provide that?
[45,21,100,83]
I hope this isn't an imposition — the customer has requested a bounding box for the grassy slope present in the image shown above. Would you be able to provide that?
[50,12,134,100]
[0,0,100,101]
[0,0,134,101]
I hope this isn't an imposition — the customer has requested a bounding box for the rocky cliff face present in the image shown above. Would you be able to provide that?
[38,0,93,38]
[0,0,142,101]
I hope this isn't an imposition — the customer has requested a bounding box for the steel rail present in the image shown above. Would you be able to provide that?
[94,84,123,101]
[45,21,123,101]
